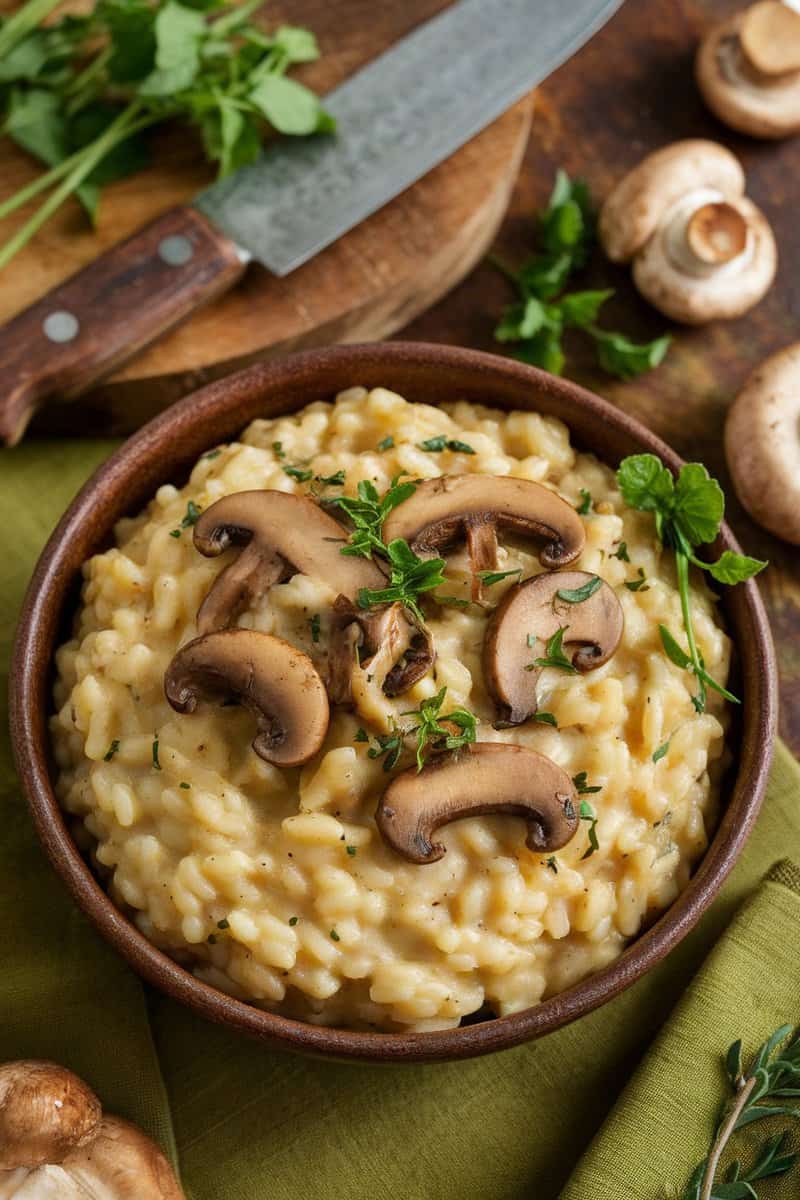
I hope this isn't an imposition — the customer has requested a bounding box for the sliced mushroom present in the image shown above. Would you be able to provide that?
[697,5,800,139]
[0,1062,101,1171]
[164,630,329,767]
[0,1062,182,1198]
[327,599,435,706]
[725,342,800,544]
[599,141,776,324]
[376,743,579,864]
[192,490,386,634]
[484,571,623,726]
[381,475,585,601]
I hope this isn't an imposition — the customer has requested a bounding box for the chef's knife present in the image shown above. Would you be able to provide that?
[0,0,622,445]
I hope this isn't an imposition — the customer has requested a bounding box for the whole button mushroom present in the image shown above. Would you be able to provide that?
[697,1,800,139]
[165,629,330,766]
[725,342,800,544]
[381,474,585,602]
[0,1060,183,1197]
[599,140,777,324]
[483,571,624,727]
[376,743,579,864]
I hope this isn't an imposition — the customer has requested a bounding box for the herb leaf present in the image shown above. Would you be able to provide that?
[590,328,672,381]
[534,627,578,674]
[401,686,477,771]
[358,538,446,625]
[555,575,601,604]
[477,568,522,587]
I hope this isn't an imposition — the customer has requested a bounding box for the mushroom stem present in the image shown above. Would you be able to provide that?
[685,201,750,265]
[376,743,579,864]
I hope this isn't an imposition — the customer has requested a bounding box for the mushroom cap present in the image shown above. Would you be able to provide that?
[164,629,329,766]
[740,1,800,76]
[598,140,745,263]
[377,743,579,864]
[484,570,623,726]
[381,475,585,571]
[725,342,800,544]
[696,12,800,139]
[632,193,776,324]
[55,1116,183,1199]
[0,1061,101,1171]
[193,490,386,634]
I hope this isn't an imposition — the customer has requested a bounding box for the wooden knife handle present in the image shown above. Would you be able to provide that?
[0,206,247,446]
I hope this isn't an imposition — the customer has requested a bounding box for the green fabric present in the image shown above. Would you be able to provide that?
[2,439,800,1200]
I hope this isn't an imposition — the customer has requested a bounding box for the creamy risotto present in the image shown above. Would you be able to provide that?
[51,388,730,1031]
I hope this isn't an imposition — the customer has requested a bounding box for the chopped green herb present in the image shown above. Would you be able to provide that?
[652,739,671,764]
[624,567,649,592]
[179,781,190,789]
[288,916,298,926]
[418,435,475,454]
[151,736,161,771]
[617,454,765,711]
[315,469,345,486]
[103,739,120,762]
[330,929,340,941]
[447,439,476,455]
[573,771,602,794]
[368,730,406,772]
[345,845,357,857]
[534,627,578,674]
[545,855,558,873]
[354,727,369,743]
[434,594,473,609]
[217,918,230,930]
[272,441,285,459]
[377,435,395,451]
[477,568,522,587]
[169,528,182,538]
[533,711,558,727]
[576,488,592,515]
[401,686,478,772]
[203,449,222,461]
[610,541,630,562]
[579,799,600,859]
[309,613,321,643]
[182,500,201,527]
[357,537,446,625]
[283,465,313,482]
[555,575,602,604]
[329,476,417,560]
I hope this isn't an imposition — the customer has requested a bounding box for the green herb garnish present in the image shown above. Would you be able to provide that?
[555,575,602,604]
[652,738,671,764]
[345,845,357,857]
[491,170,670,379]
[681,1025,800,1199]
[377,435,394,451]
[203,449,221,461]
[288,916,298,926]
[315,469,345,487]
[624,567,649,592]
[329,929,340,942]
[611,541,630,562]
[283,465,313,483]
[477,568,522,587]
[357,538,446,625]
[329,476,416,559]
[402,687,477,772]
[579,799,599,859]
[368,729,406,772]
[354,727,369,743]
[533,711,558,727]
[0,0,333,269]
[170,498,202,537]
[272,441,285,459]
[179,781,190,789]
[534,627,578,674]
[418,435,475,454]
[217,918,230,930]
[617,454,766,712]
[577,489,592,515]
[545,855,558,873]
[309,613,321,643]
[573,771,602,794]
[103,739,120,761]
[151,736,161,771]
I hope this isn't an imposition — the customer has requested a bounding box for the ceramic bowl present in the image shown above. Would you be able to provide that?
[10,342,777,1063]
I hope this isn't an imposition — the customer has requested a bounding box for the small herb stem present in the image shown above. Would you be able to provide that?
[487,252,522,288]
[0,0,63,60]
[0,99,146,270]
[675,550,705,707]
[699,1075,756,1200]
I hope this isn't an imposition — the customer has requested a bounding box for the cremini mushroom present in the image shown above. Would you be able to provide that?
[599,140,776,324]
[725,342,800,544]
[483,570,624,726]
[381,475,586,601]
[376,743,579,864]
[192,490,386,634]
[0,1061,182,1198]
[164,629,329,766]
[327,599,434,704]
[697,2,800,139]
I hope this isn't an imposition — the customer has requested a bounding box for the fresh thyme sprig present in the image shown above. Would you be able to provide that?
[681,1025,800,1200]
[617,454,767,713]
[329,477,416,559]
[532,627,578,675]
[363,687,477,773]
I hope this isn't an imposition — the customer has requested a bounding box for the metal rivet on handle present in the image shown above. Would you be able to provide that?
[158,235,194,266]
[42,311,80,343]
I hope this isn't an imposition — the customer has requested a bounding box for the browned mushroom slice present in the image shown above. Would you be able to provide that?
[192,490,387,634]
[484,571,623,726]
[381,475,585,601]
[164,629,329,767]
[327,599,435,706]
[376,743,579,864]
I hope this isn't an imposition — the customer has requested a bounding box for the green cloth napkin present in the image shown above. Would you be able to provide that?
[2,440,800,1200]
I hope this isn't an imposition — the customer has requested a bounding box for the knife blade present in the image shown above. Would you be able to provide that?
[0,0,622,445]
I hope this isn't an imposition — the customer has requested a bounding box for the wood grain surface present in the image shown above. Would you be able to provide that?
[0,0,533,398]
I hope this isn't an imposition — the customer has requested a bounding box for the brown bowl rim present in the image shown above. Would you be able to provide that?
[9,342,777,1064]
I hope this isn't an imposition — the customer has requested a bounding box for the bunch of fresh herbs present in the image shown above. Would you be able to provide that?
[681,1025,800,1200]
[361,686,477,773]
[616,454,766,713]
[492,170,671,379]
[0,0,332,268]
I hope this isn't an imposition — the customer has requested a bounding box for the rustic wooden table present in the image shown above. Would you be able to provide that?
[399,0,800,757]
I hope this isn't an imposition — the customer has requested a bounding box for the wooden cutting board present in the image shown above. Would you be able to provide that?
[0,0,533,432]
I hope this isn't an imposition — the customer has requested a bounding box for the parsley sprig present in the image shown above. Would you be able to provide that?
[364,687,477,773]
[329,477,416,560]
[0,0,332,269]
[492,171,671,379]
[617,455,766,712]
[682,1024,800,1200]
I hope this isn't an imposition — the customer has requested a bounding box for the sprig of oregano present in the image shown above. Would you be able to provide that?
[0,0,332,268]
[617,454,767,713]
[363,687,477,773]
[491,171,671,380]
[681,1025,800,1200]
